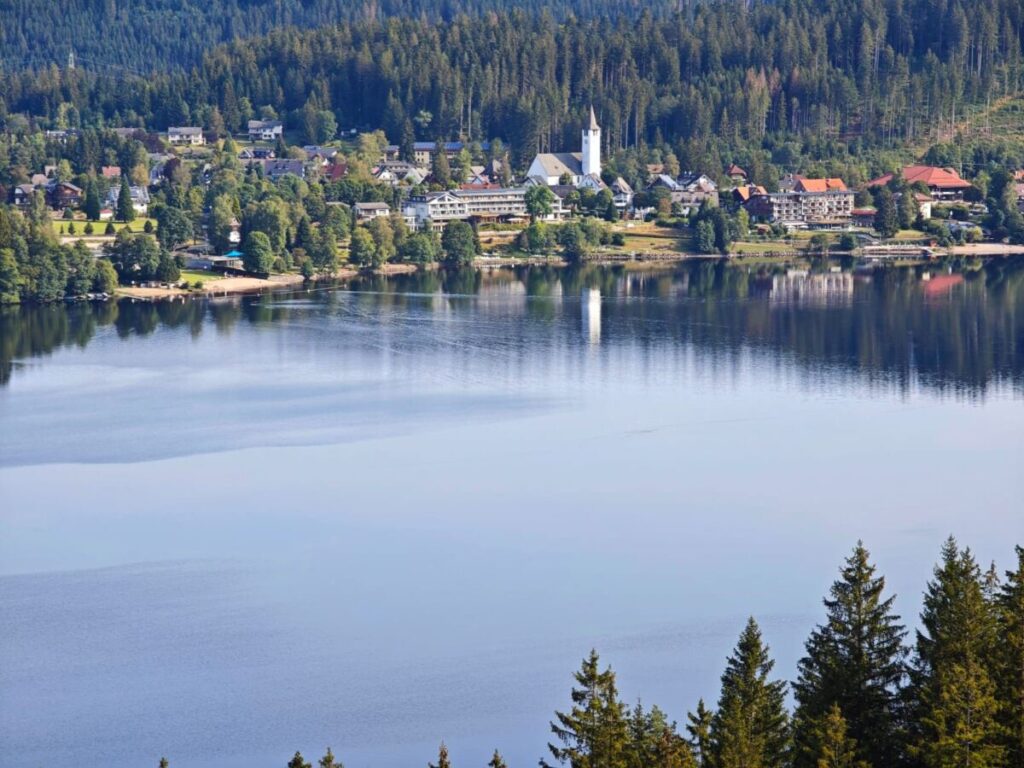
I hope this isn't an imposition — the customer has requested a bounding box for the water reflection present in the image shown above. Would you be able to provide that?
[2,259,1023,396]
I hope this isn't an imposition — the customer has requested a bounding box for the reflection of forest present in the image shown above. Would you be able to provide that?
[3,260,1023,395]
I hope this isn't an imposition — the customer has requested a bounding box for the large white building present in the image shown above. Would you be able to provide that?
[526,107,602,187]
[405,187,566,231]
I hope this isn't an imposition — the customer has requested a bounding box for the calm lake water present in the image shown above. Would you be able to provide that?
[2,261,1023,768]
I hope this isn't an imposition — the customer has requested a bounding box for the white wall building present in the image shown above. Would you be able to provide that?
[527,107,602,187]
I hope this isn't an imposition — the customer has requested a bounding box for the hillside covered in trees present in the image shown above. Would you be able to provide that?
[0,0,671,73]
[2,0,1024,176]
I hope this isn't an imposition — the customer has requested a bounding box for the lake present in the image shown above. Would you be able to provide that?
[1,261,1022,768]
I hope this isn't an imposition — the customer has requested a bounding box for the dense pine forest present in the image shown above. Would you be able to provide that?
[160,539,1024,768]
[0,0,667,73]
[3,0,1024,175]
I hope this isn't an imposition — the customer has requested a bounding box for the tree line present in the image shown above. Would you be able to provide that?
[2,0,1022,179]
[154,539,1024,768]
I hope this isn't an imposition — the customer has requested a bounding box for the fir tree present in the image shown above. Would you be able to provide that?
[792,542,907,768]
[116,175,136,223]
[288,752,312,768]
[83,179,101,221]
[319,748,343,768]
[543,649,630,768]
[909,538,1003,768]
[430,742,452,768]
[996,546,1024,766]
[709,618,790,768]
[686,700,713,768]
[431,141,452,188]
[807,705,866,768]
[488,750,507,768]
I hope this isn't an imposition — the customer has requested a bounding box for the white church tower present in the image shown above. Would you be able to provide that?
[581,106,601,178]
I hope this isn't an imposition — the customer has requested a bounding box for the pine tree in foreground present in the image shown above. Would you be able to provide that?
[488,749,507,768]
[709,617,790,768]
[543,649,630,768]
[430,742,452,768]
[685,699,713,768]
[908,538,1003,768]
[792,542,907,768]
[996,546,1024,766]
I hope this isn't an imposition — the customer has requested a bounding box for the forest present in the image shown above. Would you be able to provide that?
[2,0,1024,178]
[156,539,1024,768]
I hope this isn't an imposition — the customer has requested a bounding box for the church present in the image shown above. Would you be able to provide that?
[526,107,604,189]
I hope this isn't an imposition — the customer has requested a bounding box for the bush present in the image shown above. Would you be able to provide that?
[84,221,94,235]
[105,221,116,235]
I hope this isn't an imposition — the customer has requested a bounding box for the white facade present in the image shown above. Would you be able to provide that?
[582,106,601,179]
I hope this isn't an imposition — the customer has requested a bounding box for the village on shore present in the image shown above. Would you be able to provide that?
[4,107,1023,303]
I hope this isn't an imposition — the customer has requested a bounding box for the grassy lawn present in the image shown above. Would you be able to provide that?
[178,269,222,283]
[55,217,157,236]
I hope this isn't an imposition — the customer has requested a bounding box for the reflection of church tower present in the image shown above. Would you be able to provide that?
[582,106,601,178]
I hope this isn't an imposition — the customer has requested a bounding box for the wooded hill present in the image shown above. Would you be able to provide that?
[2,0,1023,174]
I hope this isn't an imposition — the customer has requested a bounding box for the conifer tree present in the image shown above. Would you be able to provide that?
[909,538,1003,768]
[431,141,452,188]
[116,175,136,223]
[709,618,790,768]
[83,179,101,221]
[685,700,713,768]
[487,749,507,768]
[807,705,865,768]
[430,742,452,768]
[288,752,312,768]
[792,542,907,768]
[319,748,343,768]
[544,649,630,768]
[996,546,1024,766]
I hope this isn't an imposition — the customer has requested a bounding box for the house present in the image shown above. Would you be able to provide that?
[852,207,877,227]
[609,177,634,210]
[239,147,275,161]
[726,164,748,183]
[381,141,488,166]
[527,107,602,187]
[262,159,305,181]
[47,181,83,209]
[373,161,422,186]
[168,127,205,146]
[45,129,79,143]
[101,166,121,179]
[112,127,143,139]
[744,179,855,229]
[30,173,50,187]
[354,201,392,220]
[10,184,36,206]
[324,161,349,183]
[650,172,719,213]
[227,218,242,245]
[106,185,150,214]
[866,165,973,200]
[732,185,767,204]
[248,120,283,142]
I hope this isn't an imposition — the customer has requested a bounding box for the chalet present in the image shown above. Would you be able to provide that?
[354,201,392,220]
[248,120,283,142]
[168,127,205,146]
[866,166,973,200]
[47,181,83,209]
[609,177,634,210]
[323,161,349,183]
[106,185,150,214]
[732,184,767,205]
[726,164,748,183]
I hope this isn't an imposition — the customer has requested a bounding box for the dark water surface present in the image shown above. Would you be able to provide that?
[1,262,1022,768]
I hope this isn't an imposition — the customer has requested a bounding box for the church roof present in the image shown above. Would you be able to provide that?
[532,152,583,179]
[589,105,600,131]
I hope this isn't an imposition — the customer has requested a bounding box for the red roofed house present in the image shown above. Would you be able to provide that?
[867,165,973,200]
[726,164,748,183]
[101,166,121,179]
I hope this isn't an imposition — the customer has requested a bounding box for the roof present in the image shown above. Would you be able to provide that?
[727,163,747,177]
[611,177,633,194]
[248,119,283,130]
[733,185,766,201]
[867,165,972,190]
[588,106,600,131]
[354,201,390,210]
[794,177,848,193]
[168,126,202,135]
[532,152,583,179]
[101,166,121,177]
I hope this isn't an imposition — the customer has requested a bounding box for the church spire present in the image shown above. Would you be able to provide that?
[588,105,600,131]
